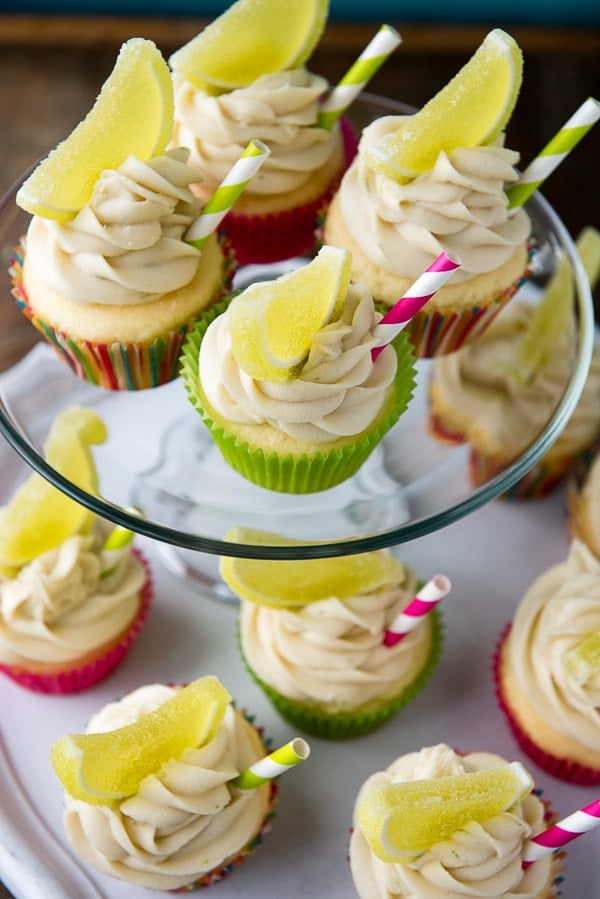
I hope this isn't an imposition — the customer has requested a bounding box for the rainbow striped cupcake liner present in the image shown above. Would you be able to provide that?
[9,241,235,391]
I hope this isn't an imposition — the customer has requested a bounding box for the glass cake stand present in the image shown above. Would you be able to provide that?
[0,94,594,598]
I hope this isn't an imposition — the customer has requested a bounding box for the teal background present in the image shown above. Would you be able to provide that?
[0,1,598,25]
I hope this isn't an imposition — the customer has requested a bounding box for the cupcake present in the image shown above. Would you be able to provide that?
[323,29,532,357]
[350,743,564,898]
[494,539,600,784]
[12,39,235,391]
[0,522,152,695]
[0,405,152,693]
[567,451,600,560]
[223,543,443,739]
[54,678,277,890]
[180,245,416,494]
[429,229,600,498]
[169,0,356,265]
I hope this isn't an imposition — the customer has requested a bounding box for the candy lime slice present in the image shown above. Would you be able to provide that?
[228,245,352,382]
[515,223,600,374]
[563,631,600,684]
[357,762,533,862]
[16,38,173,221]
[220,527,404,607]
[576,226,600,290]
[365,29,523,182]
[0,407,107,569]
[169,0,329,92]
[50,676,231,806]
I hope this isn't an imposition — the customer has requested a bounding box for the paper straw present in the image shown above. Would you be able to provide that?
[371,251,461,359]
[317,25,402,130]
[384,575,452,647]
[185,139,271,248]
[507,97,600,209]
[231,738,310,790]
[522,798,600,867]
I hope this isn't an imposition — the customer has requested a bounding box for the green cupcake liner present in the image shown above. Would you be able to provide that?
[180,310,417,494]
[238,610,443,740]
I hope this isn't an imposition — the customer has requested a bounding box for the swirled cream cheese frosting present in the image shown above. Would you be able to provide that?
[0,527,146,669]
[172,68,344,209]
[240,562,434,708]
[63,685,272,890]
[325,115,530,309]
[23,147,203,306]
[429,300,600,464]
[199,281,398,446]
[500,539,600,772]
[350,744,557,899]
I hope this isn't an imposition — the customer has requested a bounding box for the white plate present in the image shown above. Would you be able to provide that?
[1,438,598,897]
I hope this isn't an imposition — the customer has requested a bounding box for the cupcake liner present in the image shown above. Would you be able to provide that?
[222,115,358,266]
[493,625,600,786]
[240,610,443,740]
[9,241,236,391]
[180,314,417,494]
[470,446,587,501]
[0,549,154,695]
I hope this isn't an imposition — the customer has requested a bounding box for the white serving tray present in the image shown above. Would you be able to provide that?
[0,466,598,897]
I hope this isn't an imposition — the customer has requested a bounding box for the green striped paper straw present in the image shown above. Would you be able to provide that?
[507,96,600,209]
[231,738,310,790]
[185,139,271,248]
[317,24,402,131]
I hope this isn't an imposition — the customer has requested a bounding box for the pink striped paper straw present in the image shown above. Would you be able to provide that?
[371,251,461,359]
[384,575,451,647]
[522,798,600,867]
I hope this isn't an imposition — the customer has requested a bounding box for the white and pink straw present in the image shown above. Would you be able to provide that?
[371,250,461,359]
[522,798,600,867]
[384,575,452,647]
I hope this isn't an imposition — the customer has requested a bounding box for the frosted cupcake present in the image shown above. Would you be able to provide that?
[429,302,600,498]
[323,29,531,357]
[429,229,600,497]
[350,743,563,898]
[12,39,234,390]
[54,678,277,890]
[223,544,444,738]
[494,539,600,784]
[0,406,152,693]
[0,521,152,695]
[169,0,355,264]
[180,246,416,493]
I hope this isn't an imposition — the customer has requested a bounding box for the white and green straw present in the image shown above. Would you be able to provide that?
[507,96,600,209]
[231,738,310,790]
[185,139,271,248]
[317,24,402,131]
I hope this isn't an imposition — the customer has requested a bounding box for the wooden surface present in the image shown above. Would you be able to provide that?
[0,15,598,899]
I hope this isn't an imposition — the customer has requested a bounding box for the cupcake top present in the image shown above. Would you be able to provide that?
[0,522,146,666]
[61,682,272,890]
[239,554,435,707]
[199,247,399,445]
[505,539,600,756]
[331,114,530,285]
[430,300,600,461]
[24,148,204,306]
[172,67,344,200]
[350,743,555,899]
[570,452,600,558]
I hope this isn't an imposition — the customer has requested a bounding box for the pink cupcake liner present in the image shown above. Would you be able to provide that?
[493,625,600,786]
[9,241,236,391]
[222,115,358,266]
[0,549,154,695]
